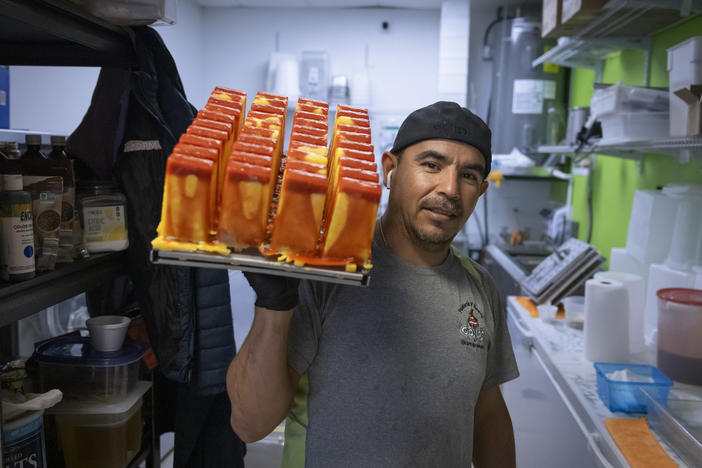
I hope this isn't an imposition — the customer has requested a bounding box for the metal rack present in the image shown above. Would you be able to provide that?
[533,0,702,84]
[152,249,372,287]
[538,135,702,169]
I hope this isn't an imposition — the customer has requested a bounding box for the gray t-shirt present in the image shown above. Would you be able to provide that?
[284,232,519,467]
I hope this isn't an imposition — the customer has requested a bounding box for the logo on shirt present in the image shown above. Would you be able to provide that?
[458,301,486,349]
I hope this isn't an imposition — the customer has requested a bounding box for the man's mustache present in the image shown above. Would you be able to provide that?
[419,197,462,217]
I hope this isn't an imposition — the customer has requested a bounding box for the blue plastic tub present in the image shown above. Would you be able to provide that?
[594,362,673,413]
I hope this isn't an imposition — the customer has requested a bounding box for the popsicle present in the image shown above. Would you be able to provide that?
[218,161,273,250]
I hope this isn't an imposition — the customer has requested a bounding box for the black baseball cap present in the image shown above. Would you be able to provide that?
[390,101,492,177]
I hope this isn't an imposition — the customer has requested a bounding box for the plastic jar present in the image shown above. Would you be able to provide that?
[78,181,129,253]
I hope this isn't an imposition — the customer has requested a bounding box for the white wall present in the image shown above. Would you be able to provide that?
[200,7,440,114]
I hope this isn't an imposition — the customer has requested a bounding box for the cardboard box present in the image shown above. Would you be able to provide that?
[670,87,702,136]
[667,37,702,136]
[542,0,561,38]
[561,0,606,28]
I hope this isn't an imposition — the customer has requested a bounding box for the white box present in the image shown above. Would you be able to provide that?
[599,112,669,144]
[667,36,702,136]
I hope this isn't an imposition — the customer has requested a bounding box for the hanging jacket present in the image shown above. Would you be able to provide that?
[67,26,235,395]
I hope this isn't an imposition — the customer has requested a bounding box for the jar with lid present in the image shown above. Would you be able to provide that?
[77,181,129,253]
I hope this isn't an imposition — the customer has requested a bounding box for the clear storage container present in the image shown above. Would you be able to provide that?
[594,362,673,413]
[643,388,702,467]
[599,111,670,143]
[48,381,150,468]
[590,83,669,117]
[34,336,145,403]
[656,288,702,385]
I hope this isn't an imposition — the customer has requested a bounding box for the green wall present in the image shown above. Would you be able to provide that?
[567,15,702,267]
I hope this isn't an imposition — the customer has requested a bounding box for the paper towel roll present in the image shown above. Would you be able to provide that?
[595,271,646,354]
[584,278,630,362]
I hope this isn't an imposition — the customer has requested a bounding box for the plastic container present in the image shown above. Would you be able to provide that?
[599,111,670,144]
[2,409,46,468]
[594,362,673,413]
[84,0,175,26]
[78,181,129,253]
[590,83,669,117]
[562,295,584,329]
[48,381,150,468]
[625,189,678,265]
[643,388,702,467]
[656,288,702,385]
[33,336,145,403]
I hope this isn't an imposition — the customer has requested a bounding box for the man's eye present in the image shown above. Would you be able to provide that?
[424,162,438,170]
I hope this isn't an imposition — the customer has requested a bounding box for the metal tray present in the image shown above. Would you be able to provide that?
[151,248,371,287]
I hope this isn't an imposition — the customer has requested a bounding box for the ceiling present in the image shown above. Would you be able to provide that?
[193,0,537,9]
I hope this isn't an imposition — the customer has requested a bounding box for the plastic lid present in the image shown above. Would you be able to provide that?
[33,336,145,367]
[656,288,702,306]
[50,135,66,146]
[25,134,42,146]
[48,381,151,416]
[1,174,23,191]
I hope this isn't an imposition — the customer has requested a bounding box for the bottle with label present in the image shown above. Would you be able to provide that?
[78,181,129,253]
[19,134,48,175]
[0,141,22,186]
[47,135,75,263]
[1,173,36,281]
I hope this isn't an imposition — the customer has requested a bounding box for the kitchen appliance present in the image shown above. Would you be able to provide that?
[521,237,604,304]
[487,16,567,155]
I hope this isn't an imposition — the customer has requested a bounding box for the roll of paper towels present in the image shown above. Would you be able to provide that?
[585,278,630,362]
[594,271,645,354]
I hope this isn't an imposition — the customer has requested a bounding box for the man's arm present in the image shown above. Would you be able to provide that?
[226,273,302,443]
[226,306,300,443]
[472,385,516,468]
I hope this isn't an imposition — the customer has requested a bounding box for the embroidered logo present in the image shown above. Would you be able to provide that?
[458,301,486,349]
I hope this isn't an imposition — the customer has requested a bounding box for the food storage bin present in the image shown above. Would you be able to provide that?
[656,288,702,385]
[643,387,702,467]
[590,83,669,117]
[48,381,150,468]
[33,336,145,403]
[594,362,673,413]
[83,0,175,25]
[599,112,670,144]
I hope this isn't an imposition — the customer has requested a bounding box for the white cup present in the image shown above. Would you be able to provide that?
[86,315,131,352]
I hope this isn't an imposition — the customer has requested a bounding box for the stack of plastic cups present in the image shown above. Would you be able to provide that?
[643,185,702,346]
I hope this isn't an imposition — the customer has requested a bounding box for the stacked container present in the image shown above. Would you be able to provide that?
[33,336,148,468]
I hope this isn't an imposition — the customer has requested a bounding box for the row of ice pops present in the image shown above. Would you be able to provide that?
[267,103,381,264]
[159,87,382,264]
[160,87,284,243]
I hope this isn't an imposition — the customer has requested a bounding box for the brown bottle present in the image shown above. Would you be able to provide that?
[47,135,76,263]
[0,141,22,180]
[19,134,48,176]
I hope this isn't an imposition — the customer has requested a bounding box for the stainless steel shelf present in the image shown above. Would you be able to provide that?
[533,0,702,70]
[151,249,371,287]
[538,136,702,163]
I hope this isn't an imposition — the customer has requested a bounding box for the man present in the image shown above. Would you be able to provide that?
[226,101,519,467]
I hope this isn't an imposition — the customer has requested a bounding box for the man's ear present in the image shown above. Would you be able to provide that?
[479,180,489,196]
[381,151,398,189]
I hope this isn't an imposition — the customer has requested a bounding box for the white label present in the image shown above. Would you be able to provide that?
[0,90,6,106]
[543,80,557,100]
[1,208,35,280]
[512,79,544,114]
[83,205,127,244]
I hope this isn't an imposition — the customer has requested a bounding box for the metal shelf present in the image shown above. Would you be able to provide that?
[151,249,371,287]
[532,0,702,78]
[0,0,134,67]
[538,136,702,163]
[0,252,127,328]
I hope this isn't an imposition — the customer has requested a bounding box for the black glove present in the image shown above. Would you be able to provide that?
[243,271,300,311]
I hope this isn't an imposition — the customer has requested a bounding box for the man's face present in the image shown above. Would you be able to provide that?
[386,139,488,250]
